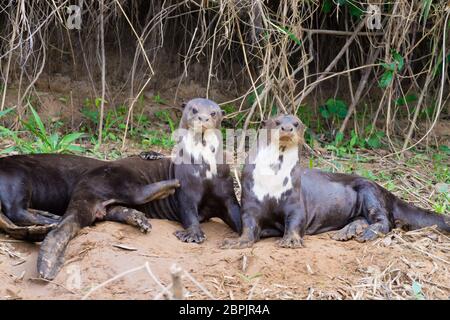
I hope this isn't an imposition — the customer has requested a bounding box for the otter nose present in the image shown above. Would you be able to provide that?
[198,116,209,122]
[281,125,293,132]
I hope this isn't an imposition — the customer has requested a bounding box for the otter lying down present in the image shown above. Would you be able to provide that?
[0,106,448,280]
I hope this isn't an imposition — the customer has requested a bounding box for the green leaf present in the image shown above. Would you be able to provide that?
[59,132,85,146]
[49,133,60,150]
[350,131,358,148]
[432,52,450,78]
[319,105,331,119]
[0,145,16,154]
[271,104,278,116]
[375,131,385,138]
[335,132,344,146]
[269,22,302,46]
[322,0,332,14]
[348,1,363,18]
[439,145,450,154]
[367,135,382,149]
[395,93,418,106]
[379,70,394,88]
[95,97,107,108]
[337,0,347,5]
[381,62,396,71]
[0,107,14,118]
[420,0,433,25]
[65,145,85,153]
[28,105,48,138]
[392,50,404,71]
[325,99,348,119]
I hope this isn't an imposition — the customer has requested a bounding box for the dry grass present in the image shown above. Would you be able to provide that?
[0,1,449,152]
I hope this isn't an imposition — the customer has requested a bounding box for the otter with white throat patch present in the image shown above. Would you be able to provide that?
[222,114,449,249]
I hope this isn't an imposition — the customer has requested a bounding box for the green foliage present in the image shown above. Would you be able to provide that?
[420,0,433,25]
[319,99,348,120]
[379,70,394,88]
[327,130,362,156]
[81,100,131,143]
[1,105,85,154]
[358,169,378,181]
[433,157,449,184]
[154,110,176,133]
[379,50,405,88]
[322,0,332,14]
[142,130,174,149]
[347,1,364,18]
[326,125,385,157]
[321,0,363,18]
[222,104,246,129]
[366,131,385,149]
[152,93,167,105]
[392,50,405,71]
[0,107,14,118]
[433,191,449,214]
[247,86,264,106]
[395,93,418,106]
[439,145,450,155]
[140,109,176,149]
[432,52,450,78]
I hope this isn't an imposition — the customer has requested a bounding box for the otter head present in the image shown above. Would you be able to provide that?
[262,114,306,148]
[179,98,225,131]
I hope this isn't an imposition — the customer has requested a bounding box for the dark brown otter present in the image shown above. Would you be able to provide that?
[0,98,241,280]
[0,154,180,278]
[222,114,450,249]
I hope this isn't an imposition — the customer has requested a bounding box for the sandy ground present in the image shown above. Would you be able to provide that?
[0,218,449,300]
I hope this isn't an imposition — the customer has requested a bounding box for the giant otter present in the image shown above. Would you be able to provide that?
[222,114,450,249]
[0,98,241,279]
[0,154,180,278]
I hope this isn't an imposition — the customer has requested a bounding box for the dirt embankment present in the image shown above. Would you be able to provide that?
[1,218,448,300]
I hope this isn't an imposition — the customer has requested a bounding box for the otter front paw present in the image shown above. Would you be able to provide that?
[14,224,56,242]
[332,219,368,241]
[355,227,381,242]
[277,234,304,248]
[130,211,152,233]
[174,227,206,243]
[221,237,254,249]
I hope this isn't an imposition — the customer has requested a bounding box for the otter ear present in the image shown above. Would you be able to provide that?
[261,119,271,128]
[221,110,226,116]
[181,102,187,109]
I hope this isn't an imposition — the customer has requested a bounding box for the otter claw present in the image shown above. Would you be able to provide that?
[277,235,304,248]
[355,227,380,242]
[174,228,206,243]
[332,219,369,241]
[131,213,152,233]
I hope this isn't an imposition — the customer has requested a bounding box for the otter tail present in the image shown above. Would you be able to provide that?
[393,198,450,232]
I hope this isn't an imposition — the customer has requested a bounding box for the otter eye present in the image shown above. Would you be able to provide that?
[211,112,216,117]
[192,108,198,114]
[294,122,299,128]
[275,121,281,126]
